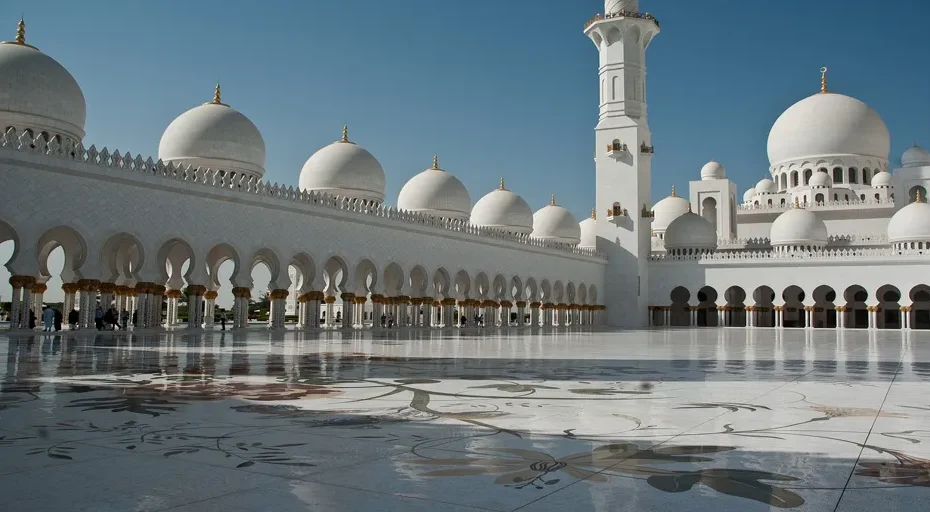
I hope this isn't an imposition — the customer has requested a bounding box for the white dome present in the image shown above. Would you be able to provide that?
[700,160,725,180]
[470,180,533,234]
[755,178,777,194]
[902,145,930,168]
[664,212,717,250]
[742,187,757,203]
[397,157,470,220]
[531,197,581,244]
[809,171,833,188]
[651,188,691,232]
[769,206,828,246]
[0,28,86,142]
[767,90,889,167]
[579,210,598,249]
[299,128,386,203]
[159,88,265,179]
[871,170,892,188]
[888,200,930,244]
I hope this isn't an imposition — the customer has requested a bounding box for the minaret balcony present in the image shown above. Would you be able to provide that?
[584,10,660,31]
[606,204,629,223]
[606,142,628,159]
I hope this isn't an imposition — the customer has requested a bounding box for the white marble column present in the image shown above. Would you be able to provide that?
[8,276,27,329]
[79,279,101,329]
[204,290,217,328]
[340,294,355,329]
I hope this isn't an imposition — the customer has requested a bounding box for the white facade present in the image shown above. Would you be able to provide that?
[2,3,930,333]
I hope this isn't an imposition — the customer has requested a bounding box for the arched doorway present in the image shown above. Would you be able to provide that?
[723,286,746,327]
[812,285,837,328]
[876,284,901,329]
[910,285,930,329]
[843,285,869,328]
[752,285,775,327]
[782,285,806,328]
[701,197,717,232]
[696,286,718,327]
[669,286,690,326]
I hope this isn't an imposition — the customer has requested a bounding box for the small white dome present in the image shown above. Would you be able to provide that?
[299,127,386,203]
[159,87,265,179]
[700,160,725,180]
[902,145,930,168]
[755,178,777,194]
[809,171,833,188]
[0,26,86,142]
[470,179,533,234]
[397,157,471,220]
[531,196,581,244]
[651,188,691,232]
[664,212,717,250]
[888,199,930,244]
[579,211,597,249]
[742,187,757,203]
[871,171,892,188]
[770,205,828,246]
[767,89,889,166]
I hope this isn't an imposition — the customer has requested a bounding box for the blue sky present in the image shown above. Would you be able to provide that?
[3,0,928,217]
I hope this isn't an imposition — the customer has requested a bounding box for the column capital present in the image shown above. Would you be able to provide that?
[441,298,457,306]
[98,282,116,294]
[499,300,513,308]
[187,284,208,296]
[324,295,337,304]
[204,290,219,300]
[165,289,184,299]
[78,279,102,291]
[269,288,289,300]
[231,286,251,298]
[515,301,527,308]
[339,292,355,301]
[9,275,35,288]
[31,283,48,294]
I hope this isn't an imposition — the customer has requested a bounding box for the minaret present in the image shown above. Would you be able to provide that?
[585,0,660,327]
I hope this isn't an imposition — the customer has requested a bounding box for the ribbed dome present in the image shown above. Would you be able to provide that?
[755,178,777,194]
[531,196,581,244]
[767,88,889,167]
[299,127,386,203]
[397,156,470,220]
[0,23,86,142]
[579,210,597,249]
[743,187,757,203]
[664,212,717,250]
[159,87,265,179]
[470,179,533,234]
[652,187,690,232]
[809,171,833,188]
[888,199,930,244]
[700,160,725,180]
[770,205,828,246]
[902,145,930,168]
[871,171,892,188]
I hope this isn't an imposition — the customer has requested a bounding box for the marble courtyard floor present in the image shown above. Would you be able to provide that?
[1,327,930,511]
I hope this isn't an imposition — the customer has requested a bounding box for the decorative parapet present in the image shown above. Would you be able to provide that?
[737,197,894,213]
[584,10,659,30]
[0,128,605,261]
[649,246,927,263]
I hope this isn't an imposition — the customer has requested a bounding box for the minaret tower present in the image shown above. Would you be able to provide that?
[584,0,660,327]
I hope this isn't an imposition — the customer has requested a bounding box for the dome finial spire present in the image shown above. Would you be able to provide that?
[432,154,439,169]
[670,185,677,197]
[341,125,349,143]
[550,193,557,206]
[212,83,222,104]
[499,177,506,190]
[15,17,24,45]
[820,66,828,94]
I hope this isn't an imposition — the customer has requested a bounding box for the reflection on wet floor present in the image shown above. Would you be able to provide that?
[1,328,930,511]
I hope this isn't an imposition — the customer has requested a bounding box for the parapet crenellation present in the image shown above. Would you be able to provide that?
[0,128,606,261]
[649,245,926,263]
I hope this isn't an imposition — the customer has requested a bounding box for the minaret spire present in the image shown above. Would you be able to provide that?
[819,67,828,94]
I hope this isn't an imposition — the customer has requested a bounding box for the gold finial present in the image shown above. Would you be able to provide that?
[591,208,596,220]
[550,194,557,206]
[341,125,349,143]
[918,189,924,204]
[212,83,222,104]
[670,185,677,197]
[794,197,801,209]
[15,17,24,45]
[820,66,828,94]
[432,155,439,170]
[499,177,506,190]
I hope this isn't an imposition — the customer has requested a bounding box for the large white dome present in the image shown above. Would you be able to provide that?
[664,212,717,250]
[579,210,597,249]
[902,145,930,168]
[299,127,386,203]
[0,23,86,142]
[531,196,581,244]
[700,160,725,180]
[159,86,265,179]
[767,88,889,167]
[770,204,828,246]
[470,179,533,234]
[397,156,470,220]
[888,199,930,244]
[651,187,690,232]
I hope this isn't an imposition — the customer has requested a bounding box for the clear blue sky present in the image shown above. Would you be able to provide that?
[3,0,929,217]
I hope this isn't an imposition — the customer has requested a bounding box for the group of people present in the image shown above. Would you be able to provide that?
[31,305,230,331]
[379,313,395,328]
[92,306,132,331]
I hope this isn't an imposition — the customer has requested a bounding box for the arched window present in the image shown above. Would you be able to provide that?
[832,167,843,183]
[875,193,880,201]
[815,193,825,204]
[767,199,773,206]
[844,194,849,201]
[701,197,717,231]
[611,76,619,100]
[909,185,927,203]
[803,169,813,185]
[848,168,858,184]
[780,198,786,206]
[790,171,799,187]
[860,194,865,201]
[833,193,838,201]
[862,168,869,184]
[779,173,787,190]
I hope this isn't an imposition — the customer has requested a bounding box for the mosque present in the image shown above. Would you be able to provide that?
[1,0,929,332]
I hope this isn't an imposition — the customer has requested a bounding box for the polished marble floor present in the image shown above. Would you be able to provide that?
[1,326,930,511]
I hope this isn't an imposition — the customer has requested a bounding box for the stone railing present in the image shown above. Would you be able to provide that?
[649,245,926,262]
[0,129,605,261]
[737,197,894,212]
[584,10,659,30]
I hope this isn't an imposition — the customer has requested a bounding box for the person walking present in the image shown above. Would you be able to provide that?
[120,309,129,330]
[68,309,79,330]
[220,311,227,330]
[53,308,62,331]
[94,307,104,331]
[42,305,54,332]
